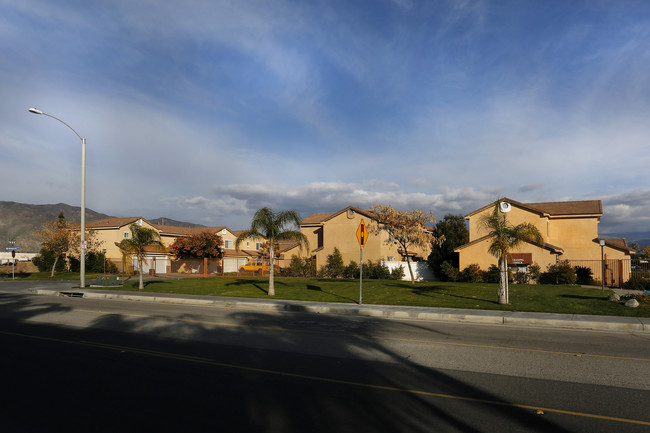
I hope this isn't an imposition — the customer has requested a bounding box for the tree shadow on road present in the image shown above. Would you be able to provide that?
[0,291,578,433]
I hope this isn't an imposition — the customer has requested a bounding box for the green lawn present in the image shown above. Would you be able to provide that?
[3,272,648,317]
[106,276,650,317]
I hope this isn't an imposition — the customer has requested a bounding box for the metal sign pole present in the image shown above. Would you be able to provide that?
[359,247,363,305]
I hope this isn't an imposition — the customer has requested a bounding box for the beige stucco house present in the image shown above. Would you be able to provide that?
[455,199,634,285]
[285,206,431,271]
[85,217,262,274]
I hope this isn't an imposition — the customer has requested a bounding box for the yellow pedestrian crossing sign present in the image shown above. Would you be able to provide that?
[356,219,368,248]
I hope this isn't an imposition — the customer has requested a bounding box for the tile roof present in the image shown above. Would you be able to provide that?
[466,198,602,218]
[525,200,602,216]
[86,217,145,229]
[301,206,374,225]
[597,238,634,253]
[153,225,226,236]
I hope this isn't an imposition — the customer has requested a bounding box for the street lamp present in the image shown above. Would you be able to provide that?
[29,108,87,288]
[600,239,606,291]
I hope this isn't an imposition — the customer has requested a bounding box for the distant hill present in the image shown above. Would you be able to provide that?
[0,201,202,253]
[149,217,205,228]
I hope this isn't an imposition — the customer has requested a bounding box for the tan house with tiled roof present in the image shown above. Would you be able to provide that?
[455,198,634,285]
[85,217,262,274]
[286,206,431,271]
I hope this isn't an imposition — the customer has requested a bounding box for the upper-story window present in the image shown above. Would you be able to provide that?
[224,240,233,249]
[124,232,130,239]
[256,242,262,250]
[246,241,250,248]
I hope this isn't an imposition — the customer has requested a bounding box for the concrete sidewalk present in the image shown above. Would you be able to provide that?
[29,286,650,334]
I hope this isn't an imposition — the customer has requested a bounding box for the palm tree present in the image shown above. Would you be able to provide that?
[236,208,309,296]
[118,222,165,290]
[479,201,543,304]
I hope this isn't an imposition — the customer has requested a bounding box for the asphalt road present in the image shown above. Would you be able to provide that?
[0,287,649,432]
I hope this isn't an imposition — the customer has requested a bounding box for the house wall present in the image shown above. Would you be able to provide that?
[468,206,548,243]
[297,209,430,270]
[91,219,160,268]
[458,239,558,271]
[547,216,600,260]
[460,202,630,280]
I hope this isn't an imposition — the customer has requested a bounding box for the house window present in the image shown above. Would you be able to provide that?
[387,256,395,262]
[246,241,250,248]
[256,242,262,250]
[124,232,129,239]
[224,240,233,249]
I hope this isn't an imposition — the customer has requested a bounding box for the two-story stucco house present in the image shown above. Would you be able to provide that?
[284,206,430,272]
[455,199,633,285]
[85,217,262,274]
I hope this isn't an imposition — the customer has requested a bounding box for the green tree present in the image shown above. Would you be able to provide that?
[479,200,543,304]
[427,214,469,280]
[323,247,345,278]
[235,208,309,296]
[118,223,165,290]
[33,247,66,273]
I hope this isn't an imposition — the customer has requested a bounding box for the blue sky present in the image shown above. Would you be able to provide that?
[1,0,649,234]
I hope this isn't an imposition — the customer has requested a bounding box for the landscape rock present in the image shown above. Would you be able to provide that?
[608,293,620,301]
[625,298,639,308]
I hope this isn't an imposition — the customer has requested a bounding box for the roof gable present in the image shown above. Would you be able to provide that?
[86,217,148,229]
[301,206,374,225]
[466,198,602,219]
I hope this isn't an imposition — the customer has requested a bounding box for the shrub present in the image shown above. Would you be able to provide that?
[364,260,391,279]
[460,264,482,283]
[343,260,359,279]
[574,266,594,285]
[483,264,500,283]
[389,264,405,280]
[32,248,66,273]
[621,277,650,292]
[69,251,110,273]
[440,261,459,282]
[324,248,345,278]
[514,271,529,284]
[288,256,315,277]
[539,260,577,285]
[528,263,541,283]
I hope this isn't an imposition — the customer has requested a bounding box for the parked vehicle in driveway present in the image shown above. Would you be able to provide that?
[239,261,270,273]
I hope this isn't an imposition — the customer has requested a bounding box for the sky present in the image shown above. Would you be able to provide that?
[1,0,649,234]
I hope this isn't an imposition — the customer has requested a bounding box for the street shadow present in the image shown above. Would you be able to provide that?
[412,285,500,305]
[142,280,167,288]
[559,294,607,301]
[307,284,357,304]
[225,278,289,295]
[0,290,577,432]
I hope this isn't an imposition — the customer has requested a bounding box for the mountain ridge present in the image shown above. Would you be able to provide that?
[0,201,203,253]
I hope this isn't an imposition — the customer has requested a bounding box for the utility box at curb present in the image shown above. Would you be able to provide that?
[96,275,121,286]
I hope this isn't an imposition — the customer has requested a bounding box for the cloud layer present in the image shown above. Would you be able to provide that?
[1,0,649,234]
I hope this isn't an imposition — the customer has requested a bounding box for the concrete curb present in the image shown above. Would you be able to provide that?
[33,288,649,333]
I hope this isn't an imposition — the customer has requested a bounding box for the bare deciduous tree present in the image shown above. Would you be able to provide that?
[369,205,436,283]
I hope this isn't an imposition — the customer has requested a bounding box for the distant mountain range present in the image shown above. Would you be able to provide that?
[0,201,204,253]
[600,231,650,249]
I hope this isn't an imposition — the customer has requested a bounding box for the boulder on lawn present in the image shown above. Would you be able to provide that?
[608,293,620,301]
[625,298,639,308]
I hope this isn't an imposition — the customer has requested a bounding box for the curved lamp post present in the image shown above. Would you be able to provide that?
[29,108,87,288]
